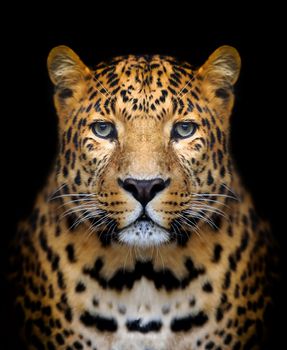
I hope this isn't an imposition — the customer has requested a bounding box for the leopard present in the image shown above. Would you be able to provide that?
[9,45,278,350]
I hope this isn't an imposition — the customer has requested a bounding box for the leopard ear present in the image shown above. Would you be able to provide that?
[47,45,91,88]
[198,46,241,86]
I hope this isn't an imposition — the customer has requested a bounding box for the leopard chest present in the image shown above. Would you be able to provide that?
[60,257,223,350]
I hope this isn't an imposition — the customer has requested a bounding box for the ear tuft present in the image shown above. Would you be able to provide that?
[199,46,241,86]
[47,46,90,86]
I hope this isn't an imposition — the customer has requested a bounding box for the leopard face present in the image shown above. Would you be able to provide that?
[48,46,240,247]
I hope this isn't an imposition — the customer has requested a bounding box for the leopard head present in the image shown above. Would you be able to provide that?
[48,45,240,247]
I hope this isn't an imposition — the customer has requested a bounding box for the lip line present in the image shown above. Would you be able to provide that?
[118,215,169,233]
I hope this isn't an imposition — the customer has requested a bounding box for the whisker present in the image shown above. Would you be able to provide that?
[47,182,68,201]
[89,213,114,233]
[189,203,227,217]
[57,197,97,209]
[156,246,166,270]
[69,210,92,230]
[88,215,114,241]
[172,219,194,242]
[192,192,239,201]
[51,193,97,200]
[220,183,241,201]
[175,215,205,243]
[92,76,112,99]
[123,245,132,272]
[190,197,231,208]
[60,205,103,219]
[181,210,219,230]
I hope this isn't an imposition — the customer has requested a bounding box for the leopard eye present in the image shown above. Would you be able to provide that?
[171,121,198,139]
[90,121,117,139]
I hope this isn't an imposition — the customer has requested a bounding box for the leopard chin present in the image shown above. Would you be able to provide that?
[118,219,170,247]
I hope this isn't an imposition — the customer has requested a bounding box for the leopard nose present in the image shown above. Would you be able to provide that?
[118,178,170,207]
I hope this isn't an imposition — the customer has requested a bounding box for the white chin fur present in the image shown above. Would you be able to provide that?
[118,220,170,247]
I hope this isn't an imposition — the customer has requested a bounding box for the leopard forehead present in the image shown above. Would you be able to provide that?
[89,55,195,121]
[49,46,240,129]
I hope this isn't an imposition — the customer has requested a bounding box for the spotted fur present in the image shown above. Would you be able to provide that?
[10,46,277,350]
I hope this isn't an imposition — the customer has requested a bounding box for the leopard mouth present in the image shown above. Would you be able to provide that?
[118,214,170,247]
[88,211,192,246]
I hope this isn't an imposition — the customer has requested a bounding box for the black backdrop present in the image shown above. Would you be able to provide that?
[1,6,286,348]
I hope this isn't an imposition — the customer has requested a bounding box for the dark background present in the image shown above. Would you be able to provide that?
[1,6,286,348]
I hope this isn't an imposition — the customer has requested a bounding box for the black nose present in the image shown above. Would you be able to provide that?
[118,178,170,206]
